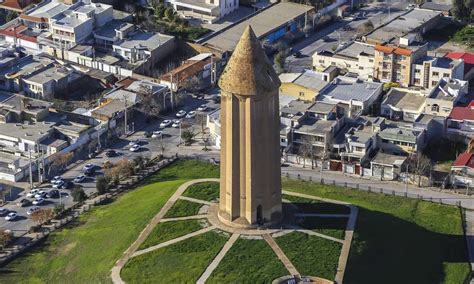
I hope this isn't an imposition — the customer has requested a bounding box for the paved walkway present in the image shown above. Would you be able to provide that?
[160,215,208,222]
[297,229,344,243]
[132,226,216,258]
[196,233,240,284]
[294,213,351,218]
[263,234,300,277]
[464,210,474,283]
[179,196,214,206]
[110,178,219,284]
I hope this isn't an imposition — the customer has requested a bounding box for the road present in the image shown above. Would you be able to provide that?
[285,1,409,73]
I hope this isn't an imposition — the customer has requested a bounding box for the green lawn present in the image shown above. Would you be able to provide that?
[138,219,205,250]
[183,181,219,202]
[208,238,288,283]
[0,160,219,283]
[283,194,350,214]
[276,231,342,280]
[283,179,470,284]
[121,231,228,283]
[164,199,203,218]
[298,217,347,240]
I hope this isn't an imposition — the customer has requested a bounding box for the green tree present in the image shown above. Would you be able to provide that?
[96,176,109,195]
[5,11,18,22]
[274,51,286,73]
[133,155,145,170]
[164,7,175,22]
[181,130,195,146]
[53,204,65,216]
[72,185,87,203]
[452,0,473,23]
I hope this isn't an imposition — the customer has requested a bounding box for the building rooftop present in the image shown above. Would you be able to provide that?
[415,55,463,69]
[292,71,329,93]
[279,73,301,83]
[449,107,474,121]
[383,88,426,112]
[91,99,126,120]
[22,66,71,85]
[126,80,168,95]
[202,2,314,52]
[379,125,420,143]
[105,89,138,105]
[420,2,452,12]
[452,153,474,168]
[115,30,174,52]
[0,92,52,115]
[280,100,313,117]
[446,52,474,75]
[26,1,69,19]
[365,8,441,43]
[429,78,468,101]
[307,102,336,114]
[349,127,374,144]
[94,20,133,39]
[335,41,375,59]
[0,120,55,142]
[296,118,338,134]
[371,152,407,166]
[176,0,217,10]
[317,75,382,104]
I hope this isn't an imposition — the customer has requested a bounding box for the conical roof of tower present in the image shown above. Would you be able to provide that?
[218,25,280,96]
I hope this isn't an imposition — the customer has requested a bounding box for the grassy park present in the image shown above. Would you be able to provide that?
[164,199,203,218]
[0,160,469,283]
[183,181,220,202]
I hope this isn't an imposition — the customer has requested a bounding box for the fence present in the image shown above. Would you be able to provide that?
[283,172,465,208]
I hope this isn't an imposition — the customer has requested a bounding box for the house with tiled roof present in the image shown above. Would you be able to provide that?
[445,52,474,81]
[447,106,474,139]
[451,152,474,186]
[0,0,38,12]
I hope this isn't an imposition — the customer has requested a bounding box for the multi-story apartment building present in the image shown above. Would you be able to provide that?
[166,0,239,23]
[411,56,464,89]
[373,36,428,87]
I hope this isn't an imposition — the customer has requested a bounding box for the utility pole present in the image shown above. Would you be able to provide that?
[170,73,174,111]
[37,146,42,183]
[404,163,408,196]
[124,100,128,135]
[28,149,33,189]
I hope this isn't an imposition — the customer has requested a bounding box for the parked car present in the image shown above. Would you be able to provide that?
[292,51,302,58]
[152,131,163,138]
[52,180,65,189]
[84,168,95,177]
[33,198,45,205]
[27,206,40,215]
[51,176,63,184]
[26,189,39,198]
[130,144,140,152]
[34,191,47,199]
[186,111,196,119]
[105,149,117,157]
[83,163,95,172]
[128,139,141,146]
[16,198,31,207]
[172,120,181,128]
[160,120,172,128]
[197,104,208,111]
[47,189,59,198]
[406,3,415,10]
[0,208,8,215]
[74,175,86,183]
[176,110,187,118]
[144,131,153,138]
[212,96,221,103]
[5,212,17,221]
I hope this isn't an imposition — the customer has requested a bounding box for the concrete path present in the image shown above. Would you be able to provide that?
[297,229,344,244]
[295,213,351,218]
[179,196,214,206]
[160,215,208,222]
[263,234,300,277]
[282,190,351,206]
[336,205,358,284]
[132,226,216,258]
[464,210,474,283]
[110,178,219,284]
[196,233,240,284]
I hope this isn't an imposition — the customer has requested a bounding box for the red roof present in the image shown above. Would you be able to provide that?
[445,52,474,75]
[448,107,474,121]
[469,101,474,108]
[453,153,474,168]
[0,0,35,12]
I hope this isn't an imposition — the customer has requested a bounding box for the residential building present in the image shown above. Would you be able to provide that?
[0,0,38,13]
[424,78,469,117]
[21,65,78,99]
[450,153,474,186]
[206,108,221,149]
[445,52,474,81]
[373,36,428,87]
[411,56,464,89]
[447,106,474,140]
[370,152,407,180]
[381,88,426,122]
[166,0,239,23]
[316,75,383,117]
[420,2,452,16]
[312,41,375,80]
[278,70,329,101]
[378,122,426,154]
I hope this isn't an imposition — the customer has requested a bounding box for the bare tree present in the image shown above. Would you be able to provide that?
[298,136,314,168]
[31,208,54,225]
[136,84,163,118]
[408,153,431,187]
[0,230,12,248]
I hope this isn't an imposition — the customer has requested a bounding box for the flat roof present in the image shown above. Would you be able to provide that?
[429,78,468,101]
[296,118,337,134]
[116,30,174,51]
[372,152,407,166]
[379,125,421,143]
[383,88,426,112]
[336,41,374,59]
[202,2,313,52]
[307,102,336,114]
[92,99,126,119]
[22,66,71,85]
[0,120,54,142]
[293,71,329,93]
[0,92,52,115]
[317,76,382,104]
[280,100,314,115]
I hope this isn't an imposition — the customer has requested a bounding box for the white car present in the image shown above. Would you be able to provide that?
[197,104,208,111]
[406,3,415,10]
[74,175,86,183]
[185,111,196,119]
[0,208,7,215]
[160,120,172,128]
[130,144,140,152]
[172,120,181,128]
[5,212,16,221]
[34,191,47,199]
[27,189,39,198]
[176,110,187,118]
[33,198,45,205]
[128,139,141,146]
[27,206,40,215]
[152,131,163,138]
[52,180,65,189]
[83,163,95,172]
[51,176,63,184]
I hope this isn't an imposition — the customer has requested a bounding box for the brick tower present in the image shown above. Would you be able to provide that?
[218,25,282,227]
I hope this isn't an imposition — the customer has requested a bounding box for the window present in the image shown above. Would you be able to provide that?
[432,71,439,76]
[431,80,438,86]
[319,59,324,64]
[431,104,439,112]
[347,64,351,68]
[443,73,450,78]
[331,62,336,65]
[402,65,406,70]
[414,69,421,73]
[414,79,420,84]
[359,66,364,70]
[355,146,365,152]
[369,59,374,63]
[299,92,305,98]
